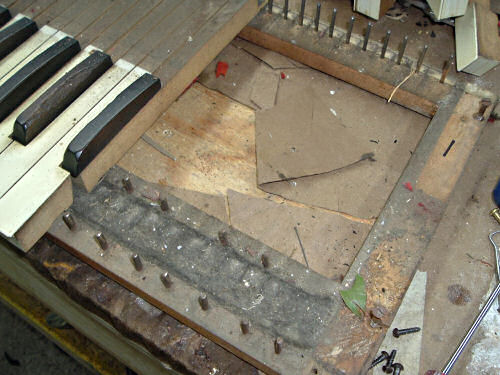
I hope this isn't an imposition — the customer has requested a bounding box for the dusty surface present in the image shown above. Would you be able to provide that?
[418,119,500,373]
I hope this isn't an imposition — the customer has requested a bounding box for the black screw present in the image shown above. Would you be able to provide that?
[62,212,76,230]
[383,350,397,373]
[283,0,288,19]
[240,320,250,334]
[314,3,321,31]
[369,351,389,369]
[218,231,229,247]
[393,327,421,338]
[299,0,306,26]
[199,293,209,310]
[160,198,169,211]
[274,337,283,354]
[261,254,269,268]
[393,363,404,375]
[122,177,133,193]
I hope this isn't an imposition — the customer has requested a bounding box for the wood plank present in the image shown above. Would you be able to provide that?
[8,0,37,14]
[106,0,183,62]
[0,239,175,375]
[120,0,207,66]
[91,0,162,53]
[48,0,111,33]
[33,0,74,26]
[0,30,69,152]
[0,46,106,196]
[22,0,57,19]
[81,0,260,191]
[239,25,438,117]
[139,0,229,73]
[72,0,137,47]
[0,61,136,243]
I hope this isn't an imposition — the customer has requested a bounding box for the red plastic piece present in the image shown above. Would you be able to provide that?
[404,182,413,191]
[280,72,286,79]
[216,61,229,78]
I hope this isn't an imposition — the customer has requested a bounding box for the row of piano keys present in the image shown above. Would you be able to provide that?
[0,5,161,249]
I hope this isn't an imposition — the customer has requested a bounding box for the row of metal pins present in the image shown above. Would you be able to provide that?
[62,187,285,354]
[273,1,453,82]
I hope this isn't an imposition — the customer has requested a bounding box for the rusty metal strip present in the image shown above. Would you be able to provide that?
[48,166,343,375]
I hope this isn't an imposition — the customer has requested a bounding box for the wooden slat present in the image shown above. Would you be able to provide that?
[72,0,137,47]
[120,0,207,66]
[91,0,162,52]
[0,46,107,197]
[33,0,75,26]
[106,0,184,62]
[23,0,57,19]
[0,61,137,243]
[8,0,37,14]
[140,0,229,73]
[48,0,111,33]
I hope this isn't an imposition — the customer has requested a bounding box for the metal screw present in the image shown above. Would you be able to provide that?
[261,254,269,268]
[328,8,337,37]
[416,45,428,72]
[473,99,492,121]
[131,254,143,271]
[393,363,404,375]
[122,177,133,193]
[274,337,283,354]
[94,232,108,250]
[491,208,500,225]
[62,212,76,230]
[218,231,229,247]
[393,327,421,337]
[283,0,288,19]
[199,293,209,310]
[314,3,321,31]
[240,320,250,334]
[299,0,306,26]
[381,30,391,59]
[345,16,355,44]
[440,55,454,83]
[160,198,169,211]
[369,351,389,369]
[397,35,408,65]
[383,350,397,373]
[362,22,372,51]
[160,272,172,288]
[267,0,273,13]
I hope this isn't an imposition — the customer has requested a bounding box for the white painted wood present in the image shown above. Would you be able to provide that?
[456,1,478,72]
[353,0,381,20]
[0,26,58,80]
[0,61,139,238]
[0,28,67,85]
[428,0,468,20]
[0,46,106,198]
[0,30,70,152]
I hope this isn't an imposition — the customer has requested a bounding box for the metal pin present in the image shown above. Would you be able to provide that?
[346,16,355,44]
[62,212,76,230]
[328,8,337,38]
[160,198,169,211]
[261,254,269,268]
[283,0,288,19]
[240,320,250,334]
[473,98,492,121]
[268,0,273,14]
[362,22,372,51]
[314,3,321,31]
[199,293,209,310]
[274,337,283,354]
[122,177,133,193]
[218,231,229,247]
[94,232,108,250]
[416,44,428,72]
[381,30,391,59]
[397,35,408,65]
[491,208,500,225]
[160,272,172,288]
[299,0,306,26]
[131,254,143,271]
